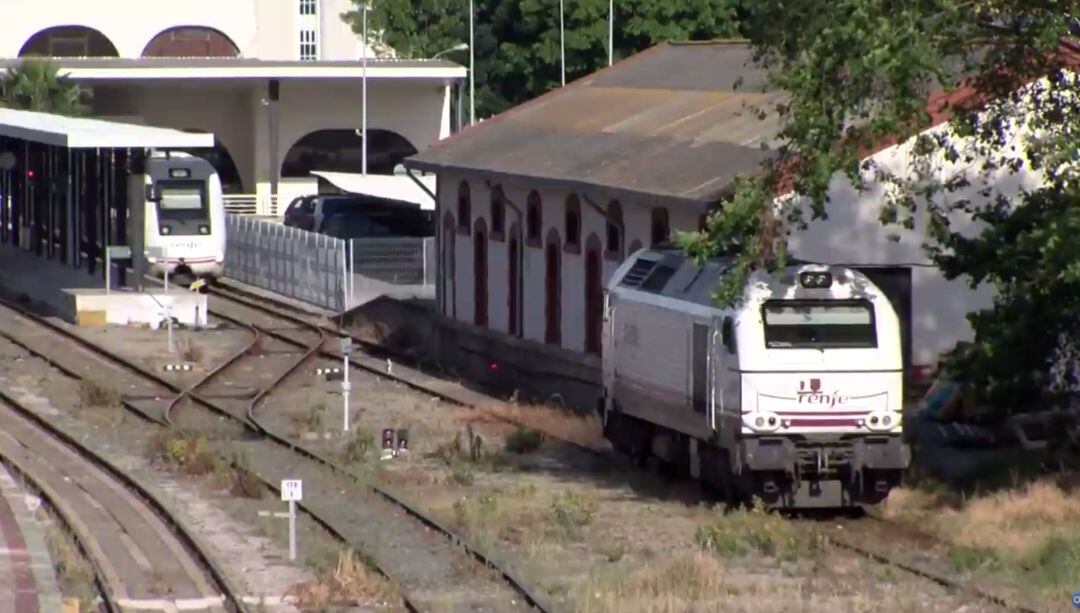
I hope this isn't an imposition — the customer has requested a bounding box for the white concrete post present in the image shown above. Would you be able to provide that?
[280,479,302,561]
[341,337,352,432]
[288,499,297,561]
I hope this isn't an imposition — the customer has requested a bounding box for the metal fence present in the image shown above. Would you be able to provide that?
[347,237,435,286]
[224,215,346,311]
[224,214,435,312]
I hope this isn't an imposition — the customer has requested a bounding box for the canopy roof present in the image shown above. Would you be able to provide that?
[311,171,436,210]
[0,107,213,149]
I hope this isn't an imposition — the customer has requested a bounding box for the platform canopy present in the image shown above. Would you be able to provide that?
[311,170,436,210]
[0,108,213,149]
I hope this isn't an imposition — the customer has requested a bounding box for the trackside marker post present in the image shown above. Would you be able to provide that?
[341,337,352,432]
[281,479,302,561]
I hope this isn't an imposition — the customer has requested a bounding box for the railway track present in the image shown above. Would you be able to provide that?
[0,384,247,613]
[0,291,550,612]
[209,283,1048,613]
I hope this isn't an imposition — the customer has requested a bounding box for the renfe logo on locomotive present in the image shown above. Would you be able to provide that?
[796,379,850,407]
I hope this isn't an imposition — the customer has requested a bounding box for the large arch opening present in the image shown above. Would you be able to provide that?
[175,130,245,194]
[280,129,419,178]
[142,26,240,57]
[19,26,119,57]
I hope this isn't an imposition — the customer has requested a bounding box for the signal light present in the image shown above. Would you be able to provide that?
[799,271,833,289]
[26,169,34,179]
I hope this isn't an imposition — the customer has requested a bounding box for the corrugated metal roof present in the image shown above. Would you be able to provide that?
[407,41,782,205]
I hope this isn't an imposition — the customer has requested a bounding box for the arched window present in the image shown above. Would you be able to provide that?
[473,218,489,327]
[526,190,542,247]
[650,207,670,246]
[490,186,505,239]
[606,200,623,258]
[142,26,240,57]
[19,26,119,57]
[457,181,471,234]
[545,229,562,345]
[564,194,581,253]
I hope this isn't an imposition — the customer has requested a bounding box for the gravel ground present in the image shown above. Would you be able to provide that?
[0,327,381,611]
[253,346,994,611]
[3,298,1008,612]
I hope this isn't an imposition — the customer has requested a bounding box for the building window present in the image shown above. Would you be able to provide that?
[564,194,581,253]
[650,207,670,246]
[490,186,505,239]
[606,200,622,259]
[299,0,318,15]
[457,181,472,234]
[299,29,317,61]
[526,190,542,247]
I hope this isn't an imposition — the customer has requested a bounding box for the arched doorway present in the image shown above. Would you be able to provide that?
[176,131,244,194]
[142,26,240,57]
[507,223,520,336]
[545,229,562,346]
[19,26,119,57]
[473,219,488,327]
[585,234,603,356]
[281,129,418,178]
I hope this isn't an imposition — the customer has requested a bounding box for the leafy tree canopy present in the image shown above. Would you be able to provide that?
[0,58,87,116]
[344,0,741,116]
[680,2,1080,412]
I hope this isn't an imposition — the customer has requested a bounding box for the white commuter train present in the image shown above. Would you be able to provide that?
[133,151,226,281]
[601,247,910,508]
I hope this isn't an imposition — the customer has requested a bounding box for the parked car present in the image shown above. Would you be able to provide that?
[320,203,433,239]
[282,194,318,230]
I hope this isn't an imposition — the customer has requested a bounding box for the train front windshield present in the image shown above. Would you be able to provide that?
[762,300,877,349]
[158,182,207,217]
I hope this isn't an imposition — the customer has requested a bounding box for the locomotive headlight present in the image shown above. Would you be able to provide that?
[160,225,172,235]
[746,411,781,432]
[198,225,209,235]
[865,411,900,432]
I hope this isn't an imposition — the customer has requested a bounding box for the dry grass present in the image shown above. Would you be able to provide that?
[286,549,395,609]
[575,552,732,613]
[884,479,1080,556]
[468,401,608,452]
[883,477,1080,592]
[696,502,823,560]
[77,379,120,409]
[146,432,218,476]
[40,513,97,608]
[178,339,205,364]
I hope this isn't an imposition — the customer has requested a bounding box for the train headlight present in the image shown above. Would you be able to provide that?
[198,225,209,235]
[160,225,172,235]
[863,411,900,432]
[746,411,781,432]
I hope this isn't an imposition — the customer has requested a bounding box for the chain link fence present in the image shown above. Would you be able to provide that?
[347,237,434,285]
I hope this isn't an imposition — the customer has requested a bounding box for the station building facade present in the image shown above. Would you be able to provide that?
[1,0,465,215]
[406,41,1044,408]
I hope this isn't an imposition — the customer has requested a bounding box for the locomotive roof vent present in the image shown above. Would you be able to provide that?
[620,258,659,288]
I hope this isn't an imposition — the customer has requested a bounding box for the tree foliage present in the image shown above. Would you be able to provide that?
[681,2,1080,413]
[344,0,740,116]
[0,59,87,116]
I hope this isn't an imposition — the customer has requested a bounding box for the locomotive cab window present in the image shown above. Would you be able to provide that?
[762,300,876,349]
[158,181,207,216]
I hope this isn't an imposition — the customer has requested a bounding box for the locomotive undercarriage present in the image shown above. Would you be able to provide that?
[602,408,909,508]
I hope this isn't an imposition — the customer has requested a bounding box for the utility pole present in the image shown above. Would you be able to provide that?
[362,2,369,175]
[469,0,476,125]
[608,0,614,66]
[559,0,566,85]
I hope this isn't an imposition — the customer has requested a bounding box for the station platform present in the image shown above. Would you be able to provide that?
[0,242,206,327]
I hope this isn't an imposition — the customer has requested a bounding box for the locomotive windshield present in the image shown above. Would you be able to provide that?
[157,181,207,218]
[762,300,876,349]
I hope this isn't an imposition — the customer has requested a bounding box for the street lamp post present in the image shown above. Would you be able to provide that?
[559,0,566,86]
[608,0,614,66]
[469,0,475,125]
[361,2,369,176]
